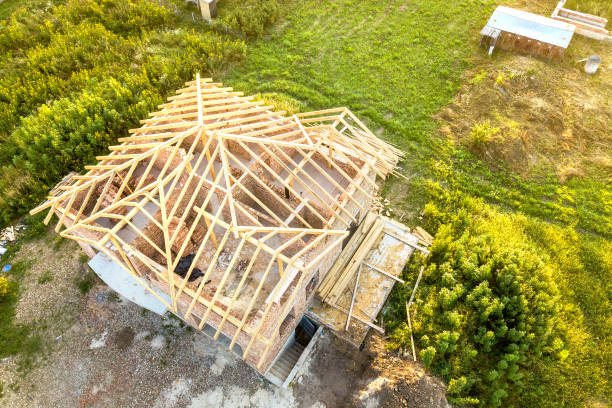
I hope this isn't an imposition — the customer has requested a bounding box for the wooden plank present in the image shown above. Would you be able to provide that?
[362,262,405,283]
[326,302,384,333]
[383,230,430,255]
[345,265,362,330]
[326,216,384,304]
[317,212,376,299]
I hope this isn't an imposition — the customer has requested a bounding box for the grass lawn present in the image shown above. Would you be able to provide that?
[225,0,492,149]
[221,0,610,406]
[223,0,498,217]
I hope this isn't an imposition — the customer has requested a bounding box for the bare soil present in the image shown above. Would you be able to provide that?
[439,34,612,181]
[0,237,449,407]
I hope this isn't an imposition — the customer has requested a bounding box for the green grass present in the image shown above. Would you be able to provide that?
[37,271,53,284]
[0,259,42,373]
[564,0,611,18]
[225,0,494,145]
[221,0,610,406]
[73,268,97,294]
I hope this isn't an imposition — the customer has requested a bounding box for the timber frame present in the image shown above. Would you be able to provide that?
[31,74,404,373]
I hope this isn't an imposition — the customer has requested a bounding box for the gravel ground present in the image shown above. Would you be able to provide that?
[0,237,449,408]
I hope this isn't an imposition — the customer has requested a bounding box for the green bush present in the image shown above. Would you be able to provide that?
[13,73,161,182]
[0,0,246,227]
[219,0,282,38]
[386,187,566,407]
[0,277,10,297]
[54,0,174,35]
[470,120,499,147]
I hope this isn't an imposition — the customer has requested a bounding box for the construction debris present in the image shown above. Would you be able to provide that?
[414,226,434,246]
[309,213,430,346]
[481,6,575,59]
[1,226,16,242]
[552,0,610,40]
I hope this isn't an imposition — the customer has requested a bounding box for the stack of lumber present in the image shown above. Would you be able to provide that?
[414,226,434,247]
[317,212,384,305]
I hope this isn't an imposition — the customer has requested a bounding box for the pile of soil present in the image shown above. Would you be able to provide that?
[356,334,450,408]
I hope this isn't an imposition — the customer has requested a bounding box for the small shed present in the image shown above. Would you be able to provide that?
[481,6,575,59]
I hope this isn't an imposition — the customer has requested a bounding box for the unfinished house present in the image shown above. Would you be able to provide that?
[31,75,430,386]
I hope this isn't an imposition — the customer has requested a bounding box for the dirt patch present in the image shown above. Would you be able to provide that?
[112,327,135,351]
[353,335,450,408]
[14,239,83,325]
[293,331,376,407]
[290,330,449,408]
[375,376,450,408]
[1,237,449,407]
[439,38,612,181]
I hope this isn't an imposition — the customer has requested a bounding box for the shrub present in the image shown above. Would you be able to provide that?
[386,189,565,407]
[53,0,174,36]
[219,0,282,38]
[12,73,162,183]
[0,277,10,297]
[470,120,499,147]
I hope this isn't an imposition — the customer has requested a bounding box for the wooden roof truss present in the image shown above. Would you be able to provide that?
[31,75,404,369]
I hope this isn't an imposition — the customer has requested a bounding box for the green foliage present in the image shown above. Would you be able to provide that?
[0,0,246,227]
[20,213,50,241]
[0,260,42,372]
[54,0,174,35]
[469,71,487,85]
[219,0,282,38]
[14,74,158,181]
[37,272,53,285]
[386,185,610,406]
[73,268,98,294]
[253,92,303,115]
[388,191,564,406]
[0,277,10,297]
[470,120,499,147]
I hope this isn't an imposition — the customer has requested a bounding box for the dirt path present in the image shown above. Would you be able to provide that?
[0,238,449,407]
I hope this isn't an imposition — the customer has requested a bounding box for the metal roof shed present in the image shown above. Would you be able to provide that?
[481,6,576,59]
